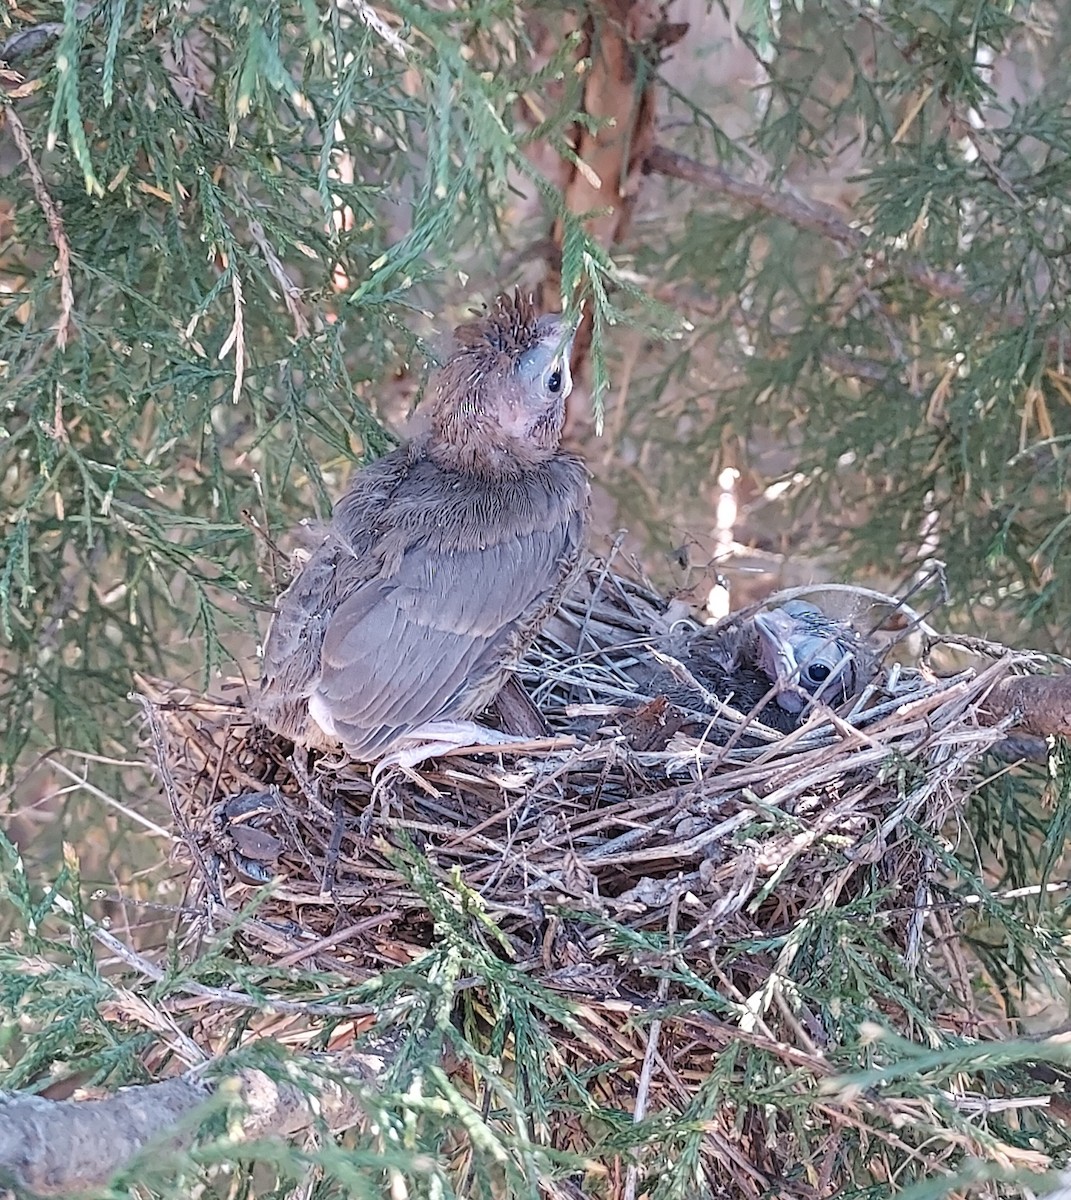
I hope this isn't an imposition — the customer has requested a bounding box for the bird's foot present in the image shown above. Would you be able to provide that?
[367,769,412,825]
[369,721,529,784]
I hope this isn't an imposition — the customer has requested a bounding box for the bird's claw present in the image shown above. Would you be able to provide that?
[369,720,524,785]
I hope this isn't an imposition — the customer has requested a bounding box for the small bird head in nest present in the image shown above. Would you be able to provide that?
[645,598,879,735]
[753,599,873,715]
[430,291,577,468]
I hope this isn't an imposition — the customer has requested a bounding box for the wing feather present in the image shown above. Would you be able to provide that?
[258,448,588,759]
[313,522,574,757]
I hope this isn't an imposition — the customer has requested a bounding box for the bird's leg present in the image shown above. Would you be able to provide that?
[370,721,530,781]
[368,767,423,823]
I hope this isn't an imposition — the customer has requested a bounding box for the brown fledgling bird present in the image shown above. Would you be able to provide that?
[253,292,590,769]
[645,600,878,734]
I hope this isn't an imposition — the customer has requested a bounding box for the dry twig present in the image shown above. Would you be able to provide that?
[4,104,75,354]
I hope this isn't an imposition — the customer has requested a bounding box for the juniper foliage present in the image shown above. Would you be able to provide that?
[3,0,1071,1198]
[629,2,1071,640]
[5,0,1069,768]
[0,0,626,775]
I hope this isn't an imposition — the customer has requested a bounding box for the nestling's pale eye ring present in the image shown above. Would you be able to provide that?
[805,663,832,684]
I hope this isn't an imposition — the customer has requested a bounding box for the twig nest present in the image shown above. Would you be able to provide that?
[144,562,1030,982]
[132,559,1069,1194]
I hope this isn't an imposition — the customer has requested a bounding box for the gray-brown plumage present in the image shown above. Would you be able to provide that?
[646,600,878,734]
[253,292,589,765]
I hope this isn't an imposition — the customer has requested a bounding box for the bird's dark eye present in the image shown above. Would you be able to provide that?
[805,663,832,684]
[546,367,563,394]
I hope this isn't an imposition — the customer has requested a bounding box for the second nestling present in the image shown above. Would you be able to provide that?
[252,292,590,772]
[638,599,880,736]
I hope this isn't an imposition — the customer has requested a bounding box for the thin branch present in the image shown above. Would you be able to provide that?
[647,144,864,247]
[44,756,174,840]
[4,103,76,353]
[646,145,979,308]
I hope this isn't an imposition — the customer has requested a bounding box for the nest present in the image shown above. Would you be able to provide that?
[142,560,1043,1195]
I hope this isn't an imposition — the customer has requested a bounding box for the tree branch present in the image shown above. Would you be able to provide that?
[3,103,76,354]
[984,674,1071,740]
[0,1042,394,1196]
[645,144,979,309]
[647,144,863,248]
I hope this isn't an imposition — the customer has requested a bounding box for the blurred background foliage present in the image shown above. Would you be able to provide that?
[4,0,1071,1195]
[3,0,1071,776]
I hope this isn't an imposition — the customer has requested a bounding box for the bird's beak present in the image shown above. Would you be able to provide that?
[557,315,579,362]
[753,609,807,713]
[549,305,580,353]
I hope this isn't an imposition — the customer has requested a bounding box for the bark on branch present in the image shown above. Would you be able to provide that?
[0,1044,391,1197]
[985,673,1071,740]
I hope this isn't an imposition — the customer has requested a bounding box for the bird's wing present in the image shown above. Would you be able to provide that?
[312,474,587,758]
[254,453,411,737]
[258,548,338,695]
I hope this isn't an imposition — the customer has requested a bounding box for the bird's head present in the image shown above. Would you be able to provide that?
[753,600,869,715]
[428,291,576,471]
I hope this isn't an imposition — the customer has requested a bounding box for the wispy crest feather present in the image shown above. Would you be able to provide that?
[452,290,542,361]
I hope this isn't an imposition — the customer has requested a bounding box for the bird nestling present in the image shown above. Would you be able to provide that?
[643,599,878,734]
[253,291,590,769]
